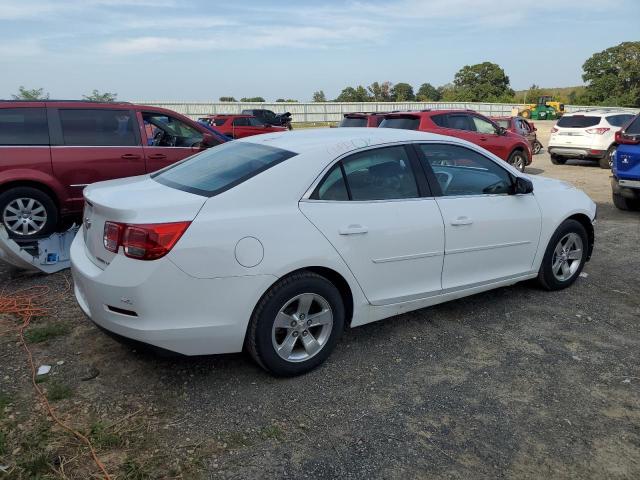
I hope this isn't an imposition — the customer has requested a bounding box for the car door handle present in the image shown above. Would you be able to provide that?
[339,224,368,235]
[479,137,488,141]
[121,154,141,160]
[148,154,167,160]
[451,216,473,226]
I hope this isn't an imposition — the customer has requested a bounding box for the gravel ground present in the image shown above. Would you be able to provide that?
[0,121,639,479]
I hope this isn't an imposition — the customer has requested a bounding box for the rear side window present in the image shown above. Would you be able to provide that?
[153,142,297,197]
[606,114,634,127]
[314,164,349,201]
[0,108,49,145]
[379,117,420,130]
[340,117,367,127]
[556,115,600,128]
[59,109,137,146]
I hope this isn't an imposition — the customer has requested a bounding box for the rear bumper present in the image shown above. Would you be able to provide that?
[611,176,640,199]
[70,229,277,355]
[548,146,605,159]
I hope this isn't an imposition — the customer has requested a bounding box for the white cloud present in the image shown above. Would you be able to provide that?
[123,16,238,30]
[0,39,43,56]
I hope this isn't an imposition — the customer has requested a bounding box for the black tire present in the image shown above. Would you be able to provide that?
[612,192,640,211]
[521,109,531,119]
[533,140,543,155]
[600,145,616,169]
[246,271,345,377]
[0,186,58,238]
[508,150,527,172]
[537,219,588,291]
[550,154,567,165]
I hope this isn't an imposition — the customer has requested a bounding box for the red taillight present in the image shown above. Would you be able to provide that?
[616,130,640,145]
[551,127,558,133]
[103,221,191,260]
[585,127,610,135]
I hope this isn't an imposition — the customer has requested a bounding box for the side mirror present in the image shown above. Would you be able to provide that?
[201,132,216,148]
[496,126,507,136]
[513,177,534,194]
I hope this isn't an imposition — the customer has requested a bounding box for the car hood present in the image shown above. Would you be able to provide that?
[528,175,576,193]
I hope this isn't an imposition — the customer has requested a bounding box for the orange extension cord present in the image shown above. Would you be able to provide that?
[0,279,112,479]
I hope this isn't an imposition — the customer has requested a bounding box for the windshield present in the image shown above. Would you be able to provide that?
[153,142,297,197]
[557,115,600,128]
[340,117,367,127]
[379,117,420,130]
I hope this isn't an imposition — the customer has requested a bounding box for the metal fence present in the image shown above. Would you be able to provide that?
[135,101,639,123]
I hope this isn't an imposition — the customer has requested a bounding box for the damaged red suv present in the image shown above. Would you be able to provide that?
[380,110,532,172]
[0,100,224,238]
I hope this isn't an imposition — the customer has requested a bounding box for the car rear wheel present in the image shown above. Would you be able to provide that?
[0,187,58,238]
[508,150,527,172]
[550,154,567,165]
[612,192,640,211]
[600,145,616,169]
[246,271,344,376]
[537,219,588,291]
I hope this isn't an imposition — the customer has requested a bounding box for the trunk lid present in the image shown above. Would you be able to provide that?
[82,175,206,269]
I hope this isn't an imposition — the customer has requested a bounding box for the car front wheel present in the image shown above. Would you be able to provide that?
[0,187,58,238]
[537,219,588,291]
[246,271,345,376]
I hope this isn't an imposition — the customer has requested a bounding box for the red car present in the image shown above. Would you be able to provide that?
[338,112,385,127]
[0,100,225,238]
[492,116,543,155]
[380,110,532,171]
[199,115,288,139]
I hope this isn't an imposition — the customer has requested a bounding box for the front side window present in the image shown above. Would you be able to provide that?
[233,118,250,127]
[313,146,419,201]
[495,119,510,129]
[143,112,202,147]
[153,141,297,197]
[213,118,228,126]
[59,109,137,146]
[419,144,513,196]
[0,108,49,145]
[471,116,497,134]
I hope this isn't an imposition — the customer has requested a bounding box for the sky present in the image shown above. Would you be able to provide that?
[1,0,638,102]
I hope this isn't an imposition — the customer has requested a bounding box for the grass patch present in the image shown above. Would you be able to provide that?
[15,421,53,477]
[0,392,10,419]
[220,431,254,449]
[89,421,123,449]
[24,323,70,343]
[121,457,152,480]
[260,424,284,441]
[47,382,73,402]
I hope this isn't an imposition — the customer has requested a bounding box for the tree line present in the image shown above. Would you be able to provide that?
[9,42,639,107]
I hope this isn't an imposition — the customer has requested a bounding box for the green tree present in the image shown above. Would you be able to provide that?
[312,90,327,102]
[582,41,640,107]
[335,86,370,102]
[367,81,393,101]
[11,86,49,100]
[416,83,441,101]
[240,97,266,102]
[391,82,415,101]
[522,84,548,104]
[276,98,298,102]
[450,62,514,102]
[83,90,117,102]
[219,96,237,102]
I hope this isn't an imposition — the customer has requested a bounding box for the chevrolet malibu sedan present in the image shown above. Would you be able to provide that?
[71,128,596,376]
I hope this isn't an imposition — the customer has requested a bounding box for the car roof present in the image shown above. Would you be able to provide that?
[239,126,464,155]
[563,109,635,117]
[214,114,254,118]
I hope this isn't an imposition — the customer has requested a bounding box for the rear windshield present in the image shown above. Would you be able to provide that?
[379,117,420,130]
[556,115,600,128]
[340,117,367,127]
[153,142,297,197]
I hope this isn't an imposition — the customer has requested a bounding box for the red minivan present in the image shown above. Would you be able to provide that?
[380,110,532,172]
[0,101,225,238]
[199,114,288,139]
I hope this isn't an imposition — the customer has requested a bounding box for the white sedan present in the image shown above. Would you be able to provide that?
[71,128,596,376]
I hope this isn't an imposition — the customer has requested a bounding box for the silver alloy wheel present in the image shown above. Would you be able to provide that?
[271,293,333,363]
[551,232,584,282]
[608,147,616,168]
[533,142,542,155]
[2,197,48,236]
[511,153,526,172]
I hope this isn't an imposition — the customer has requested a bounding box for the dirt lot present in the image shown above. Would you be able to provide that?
[1,121,639,479]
